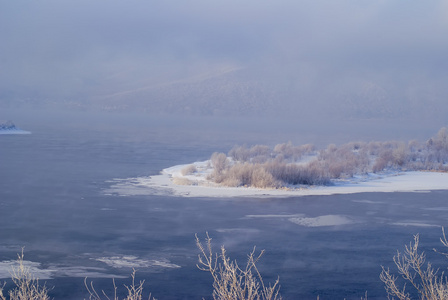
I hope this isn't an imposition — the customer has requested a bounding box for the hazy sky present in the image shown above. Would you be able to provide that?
[1,1,448,112]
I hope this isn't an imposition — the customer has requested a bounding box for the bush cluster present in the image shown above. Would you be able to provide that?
[207,127,448,189]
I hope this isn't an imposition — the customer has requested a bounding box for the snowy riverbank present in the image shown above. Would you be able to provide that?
[105,160,448,198]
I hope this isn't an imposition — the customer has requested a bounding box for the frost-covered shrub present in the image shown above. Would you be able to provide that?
[273,142,309,162]
[181,164,197,176]
[265,160,330,186]
[380,229,448,300]
[251,154,270,164]
[224,163,252,187]
[249,144,271,158]
[85,269,156,300]
[211,152,228,174]
[427,128,448,163]
[228,145,251,162]
[196,233,281,300]
[317,144,369,178]
[392,143,407,167]
[408,139,422,152]
[372,157,387,173]
[301,143,316,154]
[366,141,382,156]
[298,161,331,185]
[328,161,345,178]
[250,166,278,188]
[220,176,242,187]
[220,163,278,189]
[0,251,50,300]
[172,177,193,185]
[376,149,393,169]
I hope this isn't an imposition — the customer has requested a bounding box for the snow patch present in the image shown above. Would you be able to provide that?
[289,215,354,227]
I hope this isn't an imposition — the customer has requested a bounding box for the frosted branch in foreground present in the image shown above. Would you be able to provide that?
[196,232,281,300]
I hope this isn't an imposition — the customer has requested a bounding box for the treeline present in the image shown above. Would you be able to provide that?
[205,127,448,189]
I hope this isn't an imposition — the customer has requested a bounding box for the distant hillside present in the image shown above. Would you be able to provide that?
[333,80,448,120]
[88,67,281,116]
[1,66,447,122]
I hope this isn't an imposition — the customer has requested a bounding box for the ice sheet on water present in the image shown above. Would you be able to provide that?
[289,215,354,227]
[352,199,385,204]
[0,260,122,279]
[0,260,53,279]
[95,256,180,269]
[424,207,448,211]
[391,222,441,228]
[245,214,305,218]
[216,228,261,234]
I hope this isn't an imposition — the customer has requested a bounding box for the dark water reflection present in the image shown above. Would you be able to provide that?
[1,111,447,299]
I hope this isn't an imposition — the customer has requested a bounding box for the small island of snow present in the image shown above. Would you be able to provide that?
[105,126,448,198]
[104,160,448,198]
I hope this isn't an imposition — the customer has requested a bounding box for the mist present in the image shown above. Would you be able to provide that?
[1,1,448,131]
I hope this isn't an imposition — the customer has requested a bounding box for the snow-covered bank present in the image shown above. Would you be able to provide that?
[104,160,448,198]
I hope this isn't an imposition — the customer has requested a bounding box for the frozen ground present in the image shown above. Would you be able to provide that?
[105,160,448,198]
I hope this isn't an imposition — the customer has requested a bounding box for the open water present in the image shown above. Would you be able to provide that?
[1,110,447,299]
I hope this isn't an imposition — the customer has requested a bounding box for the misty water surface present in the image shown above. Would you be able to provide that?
[1,111,447,299]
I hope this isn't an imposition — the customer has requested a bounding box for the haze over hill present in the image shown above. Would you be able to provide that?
[1,1,448,123]
[3,65,447,122]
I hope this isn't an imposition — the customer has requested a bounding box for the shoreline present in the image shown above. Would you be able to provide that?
[105,161,448,198]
